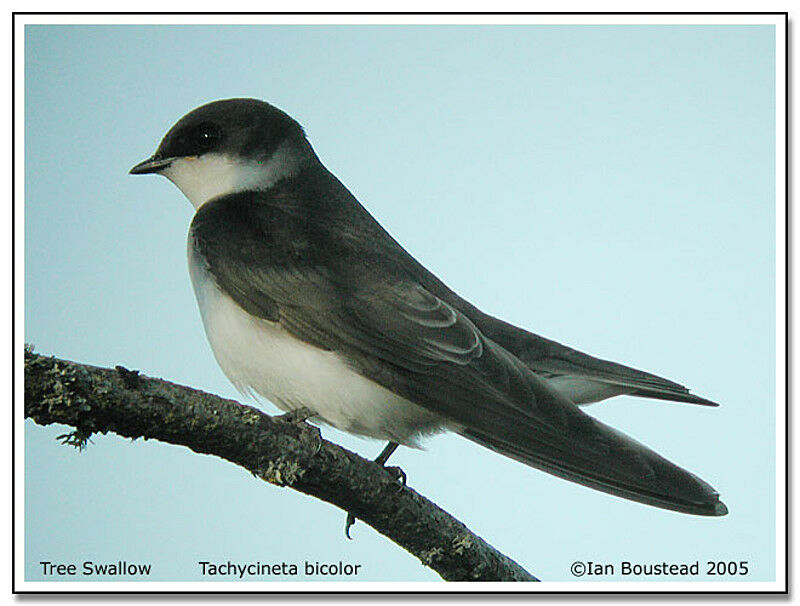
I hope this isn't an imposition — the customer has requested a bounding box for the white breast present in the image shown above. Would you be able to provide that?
[162,143,307,210]
[187,245,446,446]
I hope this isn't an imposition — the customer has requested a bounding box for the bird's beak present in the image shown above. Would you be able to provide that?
[129,155,173,175]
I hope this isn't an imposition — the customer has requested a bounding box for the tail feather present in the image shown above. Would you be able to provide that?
[628,388,719,408]
[459,415,727,516]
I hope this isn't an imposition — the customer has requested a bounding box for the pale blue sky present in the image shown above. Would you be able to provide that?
[24,23,778,584]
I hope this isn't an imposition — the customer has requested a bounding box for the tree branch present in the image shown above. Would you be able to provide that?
[24,348,537,582]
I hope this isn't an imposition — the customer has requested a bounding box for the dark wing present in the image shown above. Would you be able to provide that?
[191,192,726,516]
[407,266,719,406]
[460,310,719,406]
[326,282,725,516]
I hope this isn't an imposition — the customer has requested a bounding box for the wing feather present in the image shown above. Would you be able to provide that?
[190,190,725,515]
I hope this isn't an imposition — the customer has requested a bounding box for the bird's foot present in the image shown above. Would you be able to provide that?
[383,465,407,488]
[274,407,322,454]
[344,513,357,540]
[274,406,315,424]
[345,442,405,540]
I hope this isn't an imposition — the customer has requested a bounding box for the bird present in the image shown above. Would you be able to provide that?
[130,98,727,521]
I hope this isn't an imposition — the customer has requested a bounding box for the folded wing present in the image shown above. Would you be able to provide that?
[192,191,726,516]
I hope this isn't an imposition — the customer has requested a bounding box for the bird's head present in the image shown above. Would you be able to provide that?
[130,98,312,209]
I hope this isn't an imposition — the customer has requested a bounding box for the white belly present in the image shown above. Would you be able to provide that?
[188,247,445,445]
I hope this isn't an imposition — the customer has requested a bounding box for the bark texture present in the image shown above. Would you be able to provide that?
[24,348,537,582]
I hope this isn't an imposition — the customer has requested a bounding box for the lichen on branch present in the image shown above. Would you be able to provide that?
[23,348,537,582]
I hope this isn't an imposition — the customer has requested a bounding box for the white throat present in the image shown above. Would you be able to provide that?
[161,143,306,209]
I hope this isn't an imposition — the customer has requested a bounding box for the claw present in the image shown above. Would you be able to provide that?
[385,465,407,488]
[310,429,323,455]
[343,441,406,539]
[345,513,356,539]
[275,408,322,455]
[274,407,314,424]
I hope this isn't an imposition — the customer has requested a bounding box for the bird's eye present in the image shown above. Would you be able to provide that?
[190,123,222,153]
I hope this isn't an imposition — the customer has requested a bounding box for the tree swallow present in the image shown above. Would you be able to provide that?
[130,98,727,517]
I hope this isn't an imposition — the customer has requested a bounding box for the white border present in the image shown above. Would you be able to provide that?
[13,11,787,594]
[13,10,27,598]
[772,14,787,596]
[12,580,787,592]
[12,13,786,25]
